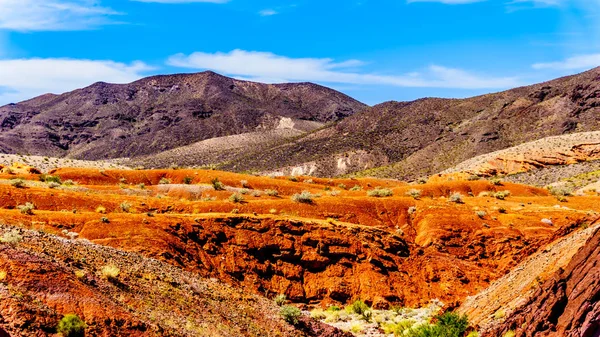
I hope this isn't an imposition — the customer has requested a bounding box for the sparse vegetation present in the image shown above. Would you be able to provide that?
[264,189,279,196]
[476,210,486,219]
[490,178,503,186]
[57,314,86,337]
[17,202,35,215]
[450,192,464,203]
[10,178,25,188]
[291,191,317,203]
[183,176,193,184]
[211,178,226,190]
[350,185,362,191]
[101,265,120,280]
[1,230,22,244]
[159,178,171,185]
[274,294,287,306]
[229,193,244,203]
[493,190,511,200]
[280,305,301,325]
[40,175,61,184]
[120,202,131,213]
[240,180,249,188]
[101,217,110,223]
[368,188,393,197]
[288,176,299,182]
[406,189,422,199]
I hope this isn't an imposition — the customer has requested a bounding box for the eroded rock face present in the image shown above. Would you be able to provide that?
[487,227,600,337]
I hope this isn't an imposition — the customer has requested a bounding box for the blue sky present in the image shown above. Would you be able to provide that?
[0,0,599,105]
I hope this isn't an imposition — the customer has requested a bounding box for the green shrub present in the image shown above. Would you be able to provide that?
[211,178,225,190]
[349,300,369,315]
[467,175,481,181]
[310,309,327,320]
[41,175,62,184]
[291,191,316,203]
[120,202,131,213]
[57,314,86,337]
[350,185,362,191]
[10,179,25,188]
[240,180,249,188]
[63,180,75,186]
[326,305,341,312]
[0,230,22,245]
[274,294,287,306]
[548,186,572,197]
[183,176,193,184]
[368,188,393,197]
[338,183,347,190]
[406,189,422,199]
[280,305,301,325]
[265,189,279,196]
[450,192,464,203]
[101,265,120,280]
[17,202,35,215]
[493,190,511,200]
[229,193,244,203]
[405,312,469,337]
[159,178,171,185]
[48,182,61,189]
[490,178,503,186]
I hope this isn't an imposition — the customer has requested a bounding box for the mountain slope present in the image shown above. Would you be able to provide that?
[221,67,600,179]
[0,72,366,160]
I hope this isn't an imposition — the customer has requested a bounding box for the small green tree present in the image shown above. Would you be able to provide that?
[280,305,301,325]
[57,314,86,337]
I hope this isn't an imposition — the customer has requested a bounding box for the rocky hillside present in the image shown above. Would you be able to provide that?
[0,71,366,160]
[221,67,600,179]
[485,225,600,337]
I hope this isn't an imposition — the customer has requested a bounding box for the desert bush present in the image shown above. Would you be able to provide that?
[548,186,572,197]
[264,189,279,196]
[557,195,568,202]
[101,217,110,223]
[304,179,314,184]
[338,183,347,190]
[329,190,341,196]
[350,185,362,191]
[490,178,503,186]
[239,188,249,195]
[291,191,316,203]
[101,265,120,280]
[159,178,171,185]
[183,176,193,184]
[476,211,486,219]
[351,322,364,333]
[326,305,341,312]
[383,319,415,335]
[17,202,35,215]
[493,190,511,200]
[229,193,244,203]
[41,175,61,184]
[10,179,25,188]
[288,176,299,182]
[120,202,131,213]
[406,189,422,199]
[274,294,287,306]
[0,230,22,244]
[280,305,302,325]
[349,300,370,315]
[211,178,225,190]
[57,314,86,337]
[310,309,327,320]
[405,312,469,337]
[240,180,249,188]
[63,180,75,186]
[48,182,61,189]
[467,175,481,181]
[368,188,393,197]
[449,193,464,203]
[138,183,145,190]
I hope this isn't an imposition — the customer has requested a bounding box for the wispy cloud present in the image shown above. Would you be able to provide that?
[167,49,520,89]
[259,9,278,16]
[131,0,229,3]
[0,0,122,31]
[0,58,152,105]
[532,53,600,70]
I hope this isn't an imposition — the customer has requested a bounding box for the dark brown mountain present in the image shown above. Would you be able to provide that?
[220,66,600,180]
[0,71,367,160]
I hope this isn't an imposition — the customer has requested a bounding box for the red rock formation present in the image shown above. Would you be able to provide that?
[487,226,600,337]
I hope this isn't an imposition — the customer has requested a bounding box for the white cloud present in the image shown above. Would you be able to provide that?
[532,53,600,70]
[0,58,152,105]
[259,9,278,16]
[0,0,121,31]
[132,0,228,3]
[167,49,520,89]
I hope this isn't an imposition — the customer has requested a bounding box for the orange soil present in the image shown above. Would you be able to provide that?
[1,168,597,309]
